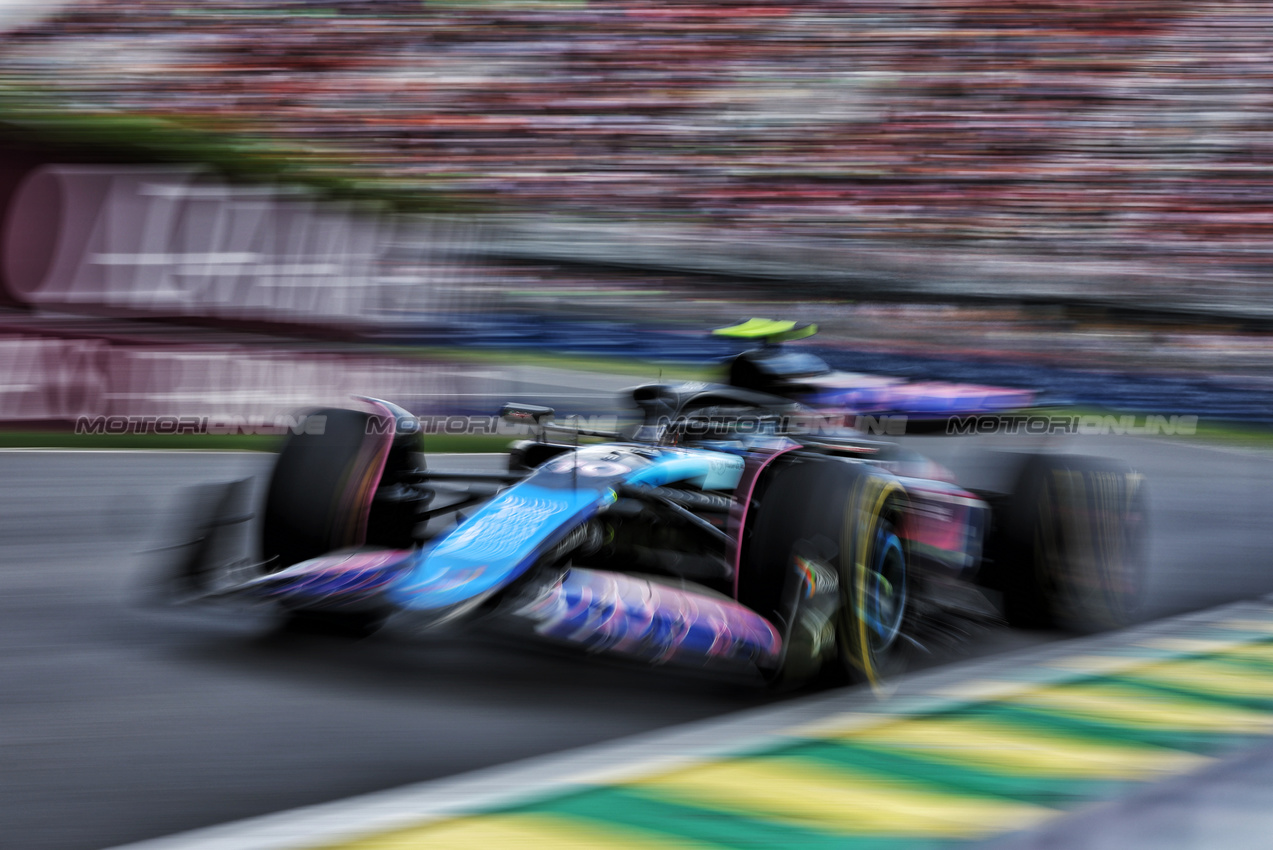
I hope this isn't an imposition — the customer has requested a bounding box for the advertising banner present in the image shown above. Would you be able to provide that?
[1,164,486,327]
[0,334,504,426]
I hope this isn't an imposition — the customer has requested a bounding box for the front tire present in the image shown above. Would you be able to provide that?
[743,458,910,689]
[261,407,409,638]
[262,408,390,572]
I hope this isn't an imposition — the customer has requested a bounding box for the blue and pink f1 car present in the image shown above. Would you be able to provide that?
[173,325,1145,688]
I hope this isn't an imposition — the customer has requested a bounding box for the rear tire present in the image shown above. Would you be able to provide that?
[743,458,910,689]
[998,454,1147,631]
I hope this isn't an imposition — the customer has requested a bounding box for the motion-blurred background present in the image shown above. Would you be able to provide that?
[9,6,1273,850]
[0,1,1272,430]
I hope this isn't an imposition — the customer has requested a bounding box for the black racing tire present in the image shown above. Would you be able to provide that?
[743,458,910,689]
[261,408,389,573]
[262,407,412,638]
[998,454,1147,632]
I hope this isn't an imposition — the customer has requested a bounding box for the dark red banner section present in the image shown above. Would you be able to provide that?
[0,333,504,426]
[0,143,61,308]
[0,138,484,327]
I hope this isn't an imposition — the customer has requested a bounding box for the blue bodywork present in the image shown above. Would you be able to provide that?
[251,443,752,631]
[395,443,741,612]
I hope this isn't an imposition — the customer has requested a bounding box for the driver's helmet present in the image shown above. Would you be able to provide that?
[728,347,830,393]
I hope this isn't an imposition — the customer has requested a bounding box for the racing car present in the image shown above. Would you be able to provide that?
[170,371,1146,690]
[713,318,1035,422]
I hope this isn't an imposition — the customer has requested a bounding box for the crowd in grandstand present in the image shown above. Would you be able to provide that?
[4,0,1273,288]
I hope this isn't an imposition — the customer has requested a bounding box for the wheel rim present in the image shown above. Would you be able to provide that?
[866,523,906,652]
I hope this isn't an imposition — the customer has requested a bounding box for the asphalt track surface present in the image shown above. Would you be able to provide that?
[4,434,1273,850]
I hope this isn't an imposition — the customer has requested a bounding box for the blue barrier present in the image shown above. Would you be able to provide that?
[386,315,1273,425]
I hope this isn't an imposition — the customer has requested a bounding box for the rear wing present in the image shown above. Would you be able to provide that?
[712,318,818,345]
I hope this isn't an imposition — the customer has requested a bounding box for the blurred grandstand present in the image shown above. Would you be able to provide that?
[1,1,1271,320]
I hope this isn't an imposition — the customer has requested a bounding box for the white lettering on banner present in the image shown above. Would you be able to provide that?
[2,166,485,324]
[0,336,108,420]
[0,335,504,422]
[0,337,44,419]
